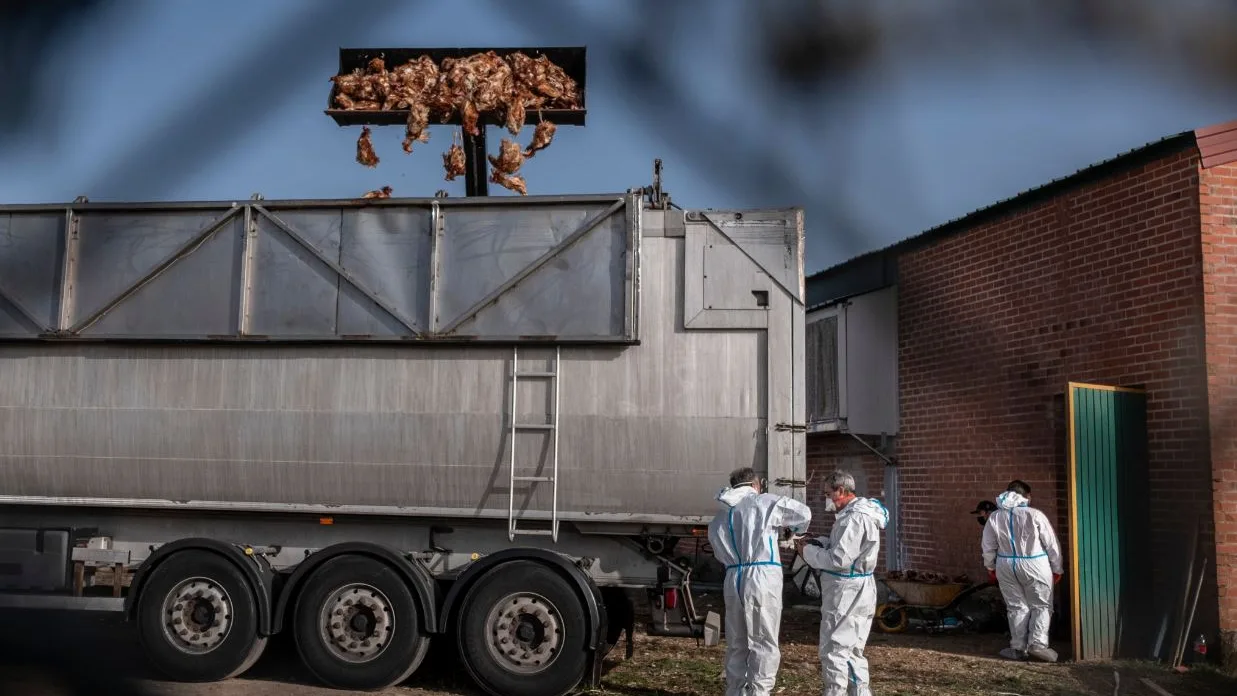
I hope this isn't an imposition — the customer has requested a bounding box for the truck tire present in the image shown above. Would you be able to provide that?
[292,555,431,691]
[136,550,268,682]
[456,560,589,696]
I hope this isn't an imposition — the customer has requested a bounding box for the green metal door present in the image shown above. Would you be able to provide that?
[1067,382,1151,661]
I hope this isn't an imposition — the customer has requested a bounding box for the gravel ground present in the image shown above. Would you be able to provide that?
[2,607,1234,696]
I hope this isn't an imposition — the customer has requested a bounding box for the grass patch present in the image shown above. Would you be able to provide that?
[578,610,1237,696]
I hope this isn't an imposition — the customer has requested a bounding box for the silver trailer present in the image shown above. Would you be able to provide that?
[0,184,807,695]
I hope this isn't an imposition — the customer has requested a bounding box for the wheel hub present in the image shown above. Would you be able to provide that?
[160,577,233,655]
[485,593,562,674]
[319,583,394,664]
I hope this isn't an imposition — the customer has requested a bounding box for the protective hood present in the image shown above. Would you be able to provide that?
[996,490,1029,510]
[839,497,889,531]
[716,485,757,509]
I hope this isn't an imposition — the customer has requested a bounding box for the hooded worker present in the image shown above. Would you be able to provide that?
[971,499,998,529]
[796,470,888,696]
[708,466,812,696]
[981,479,1064,663]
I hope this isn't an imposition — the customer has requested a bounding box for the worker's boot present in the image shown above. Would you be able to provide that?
[999,647,1028,661]
[1027,645,1058,663]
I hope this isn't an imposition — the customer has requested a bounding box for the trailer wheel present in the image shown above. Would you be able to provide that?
[136,551,267,682]
[456,560,589,696]
[292,555,430,691]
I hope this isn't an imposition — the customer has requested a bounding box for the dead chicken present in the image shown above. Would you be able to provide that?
[523,120,557,158]
[331,57,390,110]
[504,89,529,135]
[487,138,524,175]
[389,56,440,151]
[402,102,432,153]
[508,52,582,109]
[434,52,513,136]
[490,169,527,196]
[388,56,440,108]
[356,126,379,168]
[362,56,392,106]
[363,186,393,199]
[331,68,367,108]
[460,100,481,139]
[442,132,466,181]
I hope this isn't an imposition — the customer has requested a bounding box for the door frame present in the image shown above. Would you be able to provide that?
[1066,381,1147,661]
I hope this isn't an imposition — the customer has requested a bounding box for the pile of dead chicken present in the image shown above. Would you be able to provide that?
[333,51,579,195]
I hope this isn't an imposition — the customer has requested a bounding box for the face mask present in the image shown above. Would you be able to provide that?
[977,516,987,528]
[824,497,837,513]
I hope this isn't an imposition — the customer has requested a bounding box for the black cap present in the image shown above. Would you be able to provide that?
[970,500,998,514]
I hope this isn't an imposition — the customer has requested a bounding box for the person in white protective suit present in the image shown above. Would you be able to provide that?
[708,466,812,696]
[796,470,888,696]
[982,479,1064,663]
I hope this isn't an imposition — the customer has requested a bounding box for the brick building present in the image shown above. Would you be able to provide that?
[803,121,1237,666]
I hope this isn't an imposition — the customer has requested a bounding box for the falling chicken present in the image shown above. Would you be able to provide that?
[487,138,524,175]
[523,120,556,158]
[442,132,466,181]
[490,170,527,196]
[487,138,527,195]
[388,56,440,149]
[504,89,528,135]
[363,186,393,199]
[402,103,432,153]
[356,127,379,168]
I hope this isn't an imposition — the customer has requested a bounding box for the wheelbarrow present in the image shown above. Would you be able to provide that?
[874,578,997,635]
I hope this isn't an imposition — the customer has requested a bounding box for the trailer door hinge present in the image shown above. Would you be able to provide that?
[774,423,808,433]
[773,478,807,488]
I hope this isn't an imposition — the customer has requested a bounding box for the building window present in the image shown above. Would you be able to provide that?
[807,313,840,423]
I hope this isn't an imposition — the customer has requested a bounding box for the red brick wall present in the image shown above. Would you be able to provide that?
[897,147,1215,635]
[805,433,892,573]
[1200,161,1237,664]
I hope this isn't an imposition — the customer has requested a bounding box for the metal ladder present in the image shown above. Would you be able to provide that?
[507,345,561,542]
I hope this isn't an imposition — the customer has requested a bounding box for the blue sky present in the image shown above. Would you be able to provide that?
[2,0,1236,272]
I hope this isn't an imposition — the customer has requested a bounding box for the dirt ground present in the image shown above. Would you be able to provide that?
[2,608,1234,696]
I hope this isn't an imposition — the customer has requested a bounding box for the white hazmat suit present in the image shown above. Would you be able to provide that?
[801,497,888,696]
[708,485,812,696]
[982,490,1063,660]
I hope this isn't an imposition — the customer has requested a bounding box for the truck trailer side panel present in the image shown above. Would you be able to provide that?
[0,195,805,523]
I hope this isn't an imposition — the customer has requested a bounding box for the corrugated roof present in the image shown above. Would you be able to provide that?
[805,120,1237,296]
